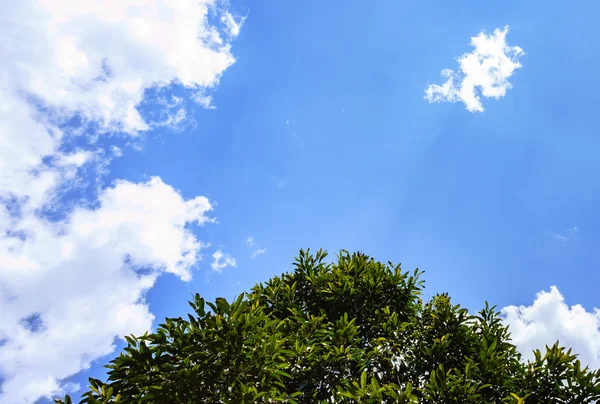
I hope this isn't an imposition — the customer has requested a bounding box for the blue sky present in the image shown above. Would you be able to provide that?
[2,0,600,403]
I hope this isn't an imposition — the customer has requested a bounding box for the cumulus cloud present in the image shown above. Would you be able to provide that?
[0,178,213,403]
[211,250,237,272]
[0,0,240,402]
[1,0,237,207]
[425,26,524,112]
[502,287,600,369]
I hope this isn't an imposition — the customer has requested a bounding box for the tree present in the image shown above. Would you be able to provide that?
[56,249,600,403]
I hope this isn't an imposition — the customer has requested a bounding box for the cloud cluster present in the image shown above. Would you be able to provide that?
[502,287,600,369]
[0,178,213,402]
[0,0,241,402]
[425,26,524,112]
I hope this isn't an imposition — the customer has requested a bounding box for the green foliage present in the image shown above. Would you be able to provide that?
[56,249,600,403]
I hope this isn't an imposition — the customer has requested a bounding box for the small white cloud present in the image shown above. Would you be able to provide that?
[251,248,266,259]
[111,145,123,157]
[171,95,183,104]
[151,108,188,129]
[425,26,524,112]
[156,95,183,108]
[553,226,579,243]
[191,91,215,109]
[211,250,237,273]
[502,287,600,369]
[246,236,266,259]
[277,179,287,190]
[220,12,245,38]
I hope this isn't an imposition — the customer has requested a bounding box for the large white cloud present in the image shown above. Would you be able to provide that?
[0,0,242,402]
[0,178,213,403]
[425,26,524,112]
[1,0,239,205]
[3,0,236,133]
[502,287,600,369]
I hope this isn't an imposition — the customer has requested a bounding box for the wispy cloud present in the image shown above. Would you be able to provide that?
[151,108,188,129]
[425,26,524,112]
[553,226,579,243]
[111,146,123,158]
[191,90,216,109]
[211,250,237,272]
[220,11,246,38]
[251,248,267,259]
[246,236,266,259]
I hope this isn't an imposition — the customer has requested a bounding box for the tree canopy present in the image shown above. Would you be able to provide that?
[57,249,600,403]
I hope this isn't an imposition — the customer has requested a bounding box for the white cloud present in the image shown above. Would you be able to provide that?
[246,236,266,259]
[553,226,579,243]
[502,287,600,369]
[0,177,213,403]
[1,0,237,205]
[3,0,235,136]
[111,145,123,157]
[425,26,524,112]
[220,11,245,38]
[211,250,237,272]
[251,248,267,259]
[152,108,189,129]
[191,92,216,109]
[0,0,240,402]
